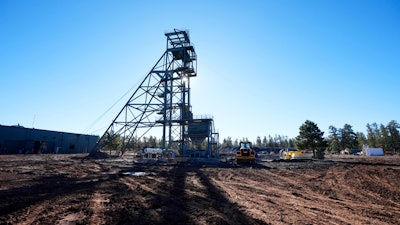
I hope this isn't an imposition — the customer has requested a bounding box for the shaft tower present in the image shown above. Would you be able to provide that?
[97,29,197,153]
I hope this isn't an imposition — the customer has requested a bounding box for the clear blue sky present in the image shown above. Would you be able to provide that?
[1,0,399,142]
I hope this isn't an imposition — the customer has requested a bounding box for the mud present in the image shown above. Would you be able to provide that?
[0,154,399,225]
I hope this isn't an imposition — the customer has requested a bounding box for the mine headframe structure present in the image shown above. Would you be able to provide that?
[96,29,197,153]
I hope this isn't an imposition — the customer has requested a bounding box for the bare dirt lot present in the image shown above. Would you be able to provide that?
[1,154,399,225]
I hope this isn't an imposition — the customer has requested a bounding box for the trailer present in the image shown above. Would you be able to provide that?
[364,148,384,156]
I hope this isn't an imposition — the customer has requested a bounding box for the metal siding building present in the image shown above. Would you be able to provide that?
[0,125,99,154]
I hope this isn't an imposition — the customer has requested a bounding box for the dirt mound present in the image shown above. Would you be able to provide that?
[86,151,112,159]
[0,154,399,224]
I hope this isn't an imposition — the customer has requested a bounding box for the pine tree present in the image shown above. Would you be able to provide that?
[262,136,267,146]
[356,132,367,149]
[327,126,341,154]
[295,120,327,159]
[256,136,262,147]
[386,120,400,153]
[340,124,359,150]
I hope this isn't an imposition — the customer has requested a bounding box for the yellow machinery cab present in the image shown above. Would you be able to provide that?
[236,141,256,164]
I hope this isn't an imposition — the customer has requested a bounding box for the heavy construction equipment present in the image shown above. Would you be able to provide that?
[279,148,313,160]
[236,141,256,164]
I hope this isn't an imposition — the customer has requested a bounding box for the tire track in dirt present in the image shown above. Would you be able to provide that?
[217,168,313,222]
[296,164,399,224]
[267,166,397,225]
[210,168,285,223]
[89,190,111,225]
[0,160,118,225]
[194,168,266,225]
[14,191,93,225]
[205,164,400,225]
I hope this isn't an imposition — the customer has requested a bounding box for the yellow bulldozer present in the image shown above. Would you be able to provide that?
[236,141,256,164]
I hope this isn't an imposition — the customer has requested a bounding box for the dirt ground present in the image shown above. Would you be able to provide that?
[0,154,399,225]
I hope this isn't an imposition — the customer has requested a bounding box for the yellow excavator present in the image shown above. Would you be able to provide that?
[236,141,256,164]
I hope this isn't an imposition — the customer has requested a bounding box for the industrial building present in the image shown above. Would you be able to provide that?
[0,125,99,154]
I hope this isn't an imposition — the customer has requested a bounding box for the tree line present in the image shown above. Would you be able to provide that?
[101,120,400,155]
[326,121,400,154]
[220,135,295,148]
[221,120,400,155]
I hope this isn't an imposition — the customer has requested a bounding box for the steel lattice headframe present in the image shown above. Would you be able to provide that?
[96,29,197,153]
